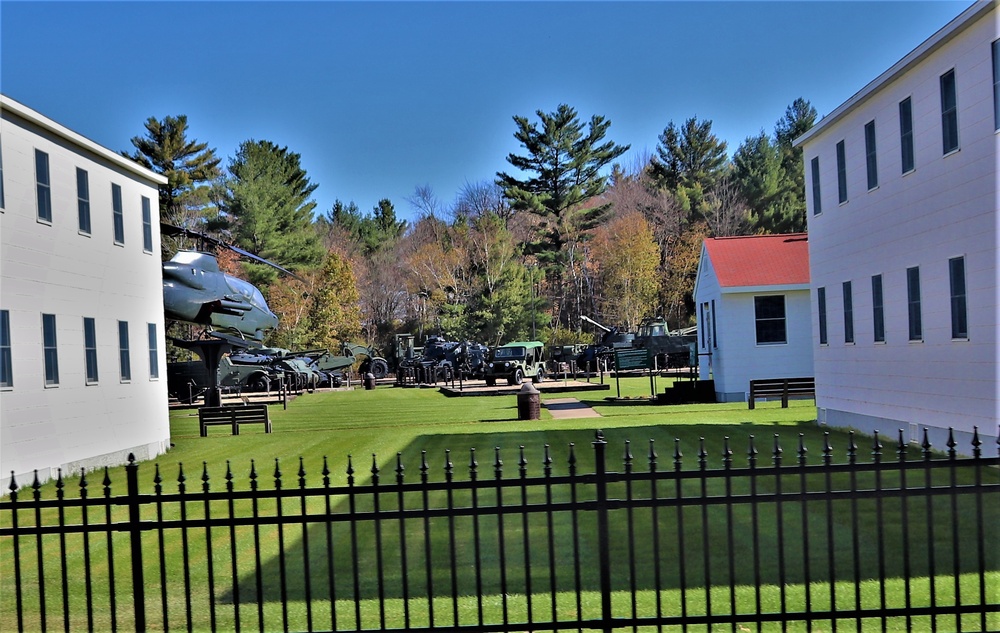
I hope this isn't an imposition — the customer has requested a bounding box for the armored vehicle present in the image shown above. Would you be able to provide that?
[632,316,697,370]
[484,341,547,386]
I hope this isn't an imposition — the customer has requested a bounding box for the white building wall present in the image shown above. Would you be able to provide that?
[1,99,171,491]
[711,290,814,402]
[801,4,998,448]
[694,253,721,382]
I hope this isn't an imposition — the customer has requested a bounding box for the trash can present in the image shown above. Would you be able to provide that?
[363,373,376,390]
[517,382,540,420]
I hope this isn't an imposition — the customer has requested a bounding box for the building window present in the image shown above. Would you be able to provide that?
[711,300,717,349]
[836,140,847,204]
[118,320,131,382]
[148,323,159,379]
[864,120,878,190]
[842,281,854,344]
[142,196,153,253]
[899,97,914,174]
[754,295,786,345]
[77,168,91,235]
[112,184,125,244]
[810,157,821,215]
[940,69,959,154]
[36,149,52,223]
[699,303,706,349]
[0,135,5,209]
[43,313,59,386]
[872,274,885,343]
[950,256,967,339]
[907,267,922,341]
[817,287,828,345]
[993,40,1000,131]
[0,310,11,388]
[84,317,99,383]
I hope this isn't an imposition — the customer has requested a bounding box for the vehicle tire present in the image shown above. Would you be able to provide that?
[249,375,269,392]
[485,377,496,387]
[509,368,523,385]
[370,358,390,380]
[533,368,545,384]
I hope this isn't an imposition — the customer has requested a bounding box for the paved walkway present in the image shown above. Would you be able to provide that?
[543,397,602,419]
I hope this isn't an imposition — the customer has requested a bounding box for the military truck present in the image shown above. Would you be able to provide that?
[632,316,697,370]
[484,341,547,386]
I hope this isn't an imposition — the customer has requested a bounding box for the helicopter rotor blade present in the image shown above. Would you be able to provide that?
[161,222,305,282]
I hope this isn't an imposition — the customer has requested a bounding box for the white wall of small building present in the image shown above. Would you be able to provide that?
[801,4,998,449]
[696,257,814,402]
[1,102,171,491]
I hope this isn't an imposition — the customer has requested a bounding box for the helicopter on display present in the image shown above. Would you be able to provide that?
[161,223,298,343]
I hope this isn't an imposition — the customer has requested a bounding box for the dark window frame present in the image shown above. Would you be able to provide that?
[940,69,959,154]
[112,183,125,245]
[842,281,854,344]
[118,320,131,382]
[810,156,822,215]
[0,310,11,388]
[36,149,52,223]
[77,168,91,235]
[872,274,885,343]
[907,267,922,341]
[836,140,848,204]
[43,313,59,386]
[949,256,968,339]
[754,295,787,345]
[899,97,915,174]
[148,323,159,379]
[818,287,828,345]
[993,40,1000,131]
[142,196,153,253]
[864,120,878,190]
[84,317,99,384]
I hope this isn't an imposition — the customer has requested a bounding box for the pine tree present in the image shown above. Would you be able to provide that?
[650,117,728,220]
[124,115,221,229]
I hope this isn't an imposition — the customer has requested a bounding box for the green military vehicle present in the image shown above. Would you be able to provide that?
[484,341,547,386]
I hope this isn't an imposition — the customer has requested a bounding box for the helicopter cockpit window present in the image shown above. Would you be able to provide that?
[227,277,270,311]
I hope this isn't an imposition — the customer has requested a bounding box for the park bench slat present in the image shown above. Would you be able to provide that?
[748,377,815,409]
[198,404,271,436]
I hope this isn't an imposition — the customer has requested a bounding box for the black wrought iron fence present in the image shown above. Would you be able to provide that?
[2,427,998,633]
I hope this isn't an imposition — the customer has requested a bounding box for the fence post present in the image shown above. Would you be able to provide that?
[125,454,146,632]
[592,430,613,633]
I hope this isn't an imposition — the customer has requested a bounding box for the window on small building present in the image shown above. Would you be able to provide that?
[940,69,959,154]
[0,310,11,388]
[711,300,717,349]
[142,196,153,253]
[949,256,967,339]
[112,184,125,244]
[899,97,914,174]
[907,267,922,341]
[872,274,885,343]
[84,317,99,383]
[77,168,91,235]
[118,320,131,381]
[818,287,828,345]
[754,295,786,345]
[842,281,854,344]
[43,313,59,386]
[148,323,159,379]
[36,149,52,223]
[810,157,821,215]
[864,120,878,190]
[836,140,847,204]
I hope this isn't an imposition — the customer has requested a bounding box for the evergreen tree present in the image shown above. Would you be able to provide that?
[650,117,728,220]
[771,98,817,233]
[221,140,324,285]
[124,114,221,237]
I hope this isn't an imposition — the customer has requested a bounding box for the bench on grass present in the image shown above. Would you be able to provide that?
[199,404,271,436]
[748,377,815,409]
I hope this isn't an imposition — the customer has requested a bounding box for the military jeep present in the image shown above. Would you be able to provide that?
[484,341,547,386]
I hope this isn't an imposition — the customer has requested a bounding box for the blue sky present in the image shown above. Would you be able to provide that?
[1,1,972,222]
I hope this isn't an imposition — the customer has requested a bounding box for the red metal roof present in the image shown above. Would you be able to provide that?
[703,234,810,288]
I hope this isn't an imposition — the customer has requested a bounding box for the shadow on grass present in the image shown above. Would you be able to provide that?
[219,425,998,605]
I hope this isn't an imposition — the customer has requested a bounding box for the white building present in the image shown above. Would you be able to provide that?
[1,95,171,491]
[694,234,813,403]
[795,0,998,449]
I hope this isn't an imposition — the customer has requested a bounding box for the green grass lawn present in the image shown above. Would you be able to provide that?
[2,378,997,632]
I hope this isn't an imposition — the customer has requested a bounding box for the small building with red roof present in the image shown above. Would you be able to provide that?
[693,234,813,403]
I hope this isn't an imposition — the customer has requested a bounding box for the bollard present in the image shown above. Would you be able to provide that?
[516,382,541,420]
[363,373,376,390]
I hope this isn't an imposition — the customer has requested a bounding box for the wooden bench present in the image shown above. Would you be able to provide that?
[748,377,815,409]
[199,404,271,436]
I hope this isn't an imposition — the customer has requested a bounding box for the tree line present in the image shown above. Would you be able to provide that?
[126,98,816,354]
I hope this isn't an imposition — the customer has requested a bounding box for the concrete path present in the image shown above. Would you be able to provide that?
[543,397,602,419]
